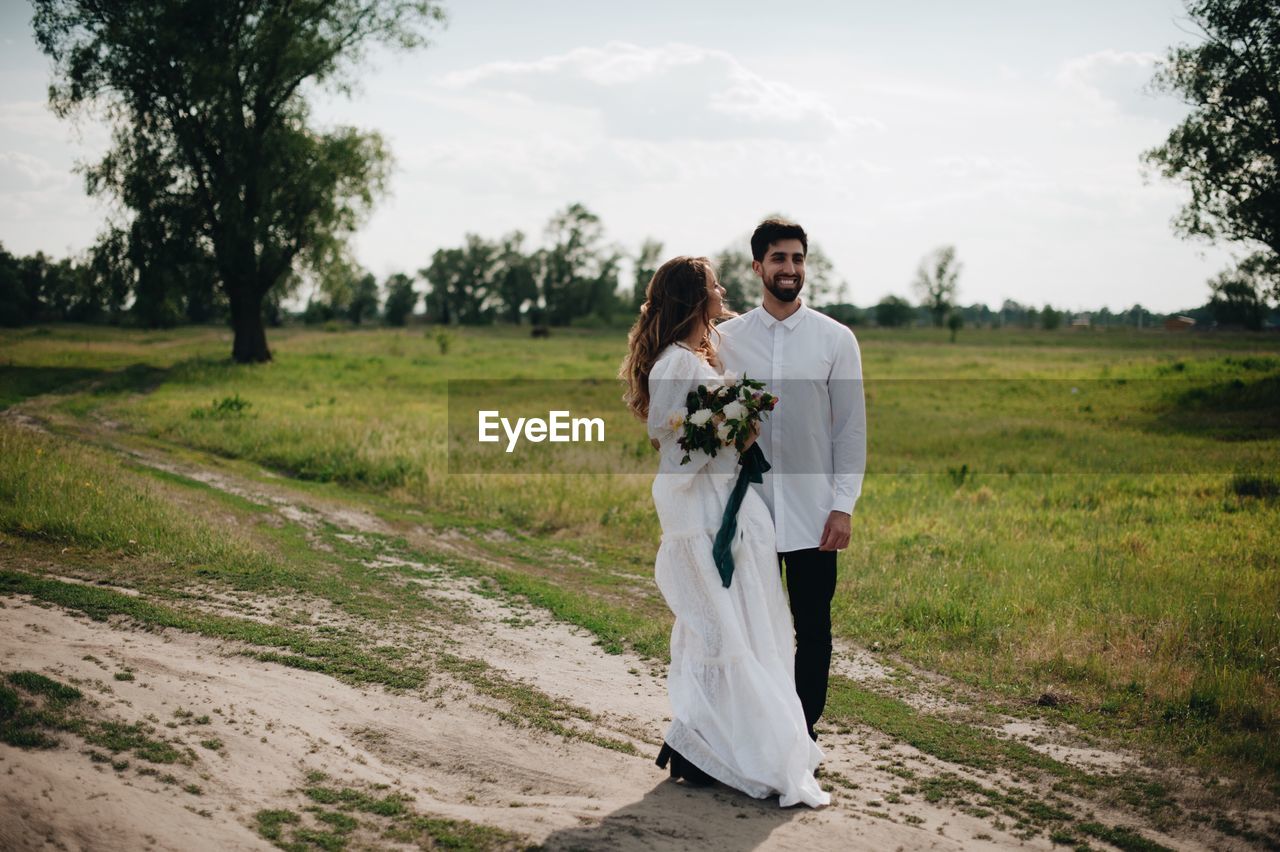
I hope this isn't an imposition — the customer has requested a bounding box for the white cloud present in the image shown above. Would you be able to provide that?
[1055,49,1182,121]
[0,98,110,147]
[436,42,878,142]
[0,99,111,255]
[930,154,1017,180]
[0,150,73,192]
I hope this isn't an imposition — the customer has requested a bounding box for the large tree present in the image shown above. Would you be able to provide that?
[711,247,753,314]
[802,244,839,305]
[874,295,914,328]
[539,203,621,326]
[1208,256,1270,328]
[492,232,538,323]
[1144,0,1280,301]
[33,0,444,361]
[382,272,418,326]
[422,235,500,325]
[632,238,664,311]
[912,245,961,327]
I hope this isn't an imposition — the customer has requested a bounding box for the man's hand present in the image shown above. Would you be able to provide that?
[817,510,851,551]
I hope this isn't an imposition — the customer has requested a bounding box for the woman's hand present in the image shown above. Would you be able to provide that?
[650,437,661,451]
[741,421,760,451]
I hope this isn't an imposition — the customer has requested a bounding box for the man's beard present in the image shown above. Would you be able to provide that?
[765,273,803,303]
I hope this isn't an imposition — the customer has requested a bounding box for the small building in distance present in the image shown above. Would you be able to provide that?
[1164,316,1196,331]
[1070,315,1091,329]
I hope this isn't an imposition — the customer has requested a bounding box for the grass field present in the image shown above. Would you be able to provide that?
[2,321,1278,787]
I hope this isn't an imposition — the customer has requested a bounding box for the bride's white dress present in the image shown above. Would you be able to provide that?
[647,343,829,808]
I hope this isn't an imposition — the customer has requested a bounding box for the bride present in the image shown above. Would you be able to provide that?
[620,255,828,809]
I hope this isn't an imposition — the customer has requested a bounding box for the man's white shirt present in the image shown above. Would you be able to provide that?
[716,301,866,552]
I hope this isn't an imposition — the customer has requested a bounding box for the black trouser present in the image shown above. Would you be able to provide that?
[779,547,837,740]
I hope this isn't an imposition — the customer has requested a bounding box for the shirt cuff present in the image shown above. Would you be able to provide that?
[829,495,857,516]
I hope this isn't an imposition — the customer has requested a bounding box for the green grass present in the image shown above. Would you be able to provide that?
[0,668,190,766]
[1077,821,1172,852]
[255,808,302,843]
[0,570,430,690]
[1,323,1278,781]
[7,671,83,706]
[254,772,525,852]
[823,678,1202,845]
[0,365,104,409]
[826,677,1089,780]
[435,652,636,754]
[0,418,276,581]
[1,671,84,749]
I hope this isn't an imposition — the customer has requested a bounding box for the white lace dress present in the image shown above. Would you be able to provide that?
[647,343,829,808]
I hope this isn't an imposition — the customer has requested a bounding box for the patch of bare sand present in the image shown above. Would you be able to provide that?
[0,410,50,435]
[134,452,389,537]
[1,594,1109,852]
[391,558,667,738]
[154,548,661,748]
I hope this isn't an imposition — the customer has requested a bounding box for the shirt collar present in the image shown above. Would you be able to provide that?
[754,299,807,330]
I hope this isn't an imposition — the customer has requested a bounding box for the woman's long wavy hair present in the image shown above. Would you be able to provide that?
[620,255,725,421]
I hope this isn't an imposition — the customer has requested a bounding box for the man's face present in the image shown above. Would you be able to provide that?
[753,238,806,303]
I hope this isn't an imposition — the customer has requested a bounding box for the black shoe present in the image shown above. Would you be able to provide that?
[655,742,715,787]
[672,751,716,787]
[655,736,716,782]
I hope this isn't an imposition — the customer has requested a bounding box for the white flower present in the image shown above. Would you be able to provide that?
[688,408,713,426]
[721,400,746,421]
[716,422,732,443]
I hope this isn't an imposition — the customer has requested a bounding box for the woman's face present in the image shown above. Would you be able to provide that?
[707,273,727,319]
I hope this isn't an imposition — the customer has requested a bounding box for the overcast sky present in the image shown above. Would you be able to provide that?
[0,0,1245,312]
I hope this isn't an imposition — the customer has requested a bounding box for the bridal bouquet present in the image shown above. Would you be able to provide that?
[671,375,778,465]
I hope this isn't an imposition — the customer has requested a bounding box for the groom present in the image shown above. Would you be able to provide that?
[717,218,867,741]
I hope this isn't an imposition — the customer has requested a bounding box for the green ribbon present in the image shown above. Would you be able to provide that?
[712,444,771,588]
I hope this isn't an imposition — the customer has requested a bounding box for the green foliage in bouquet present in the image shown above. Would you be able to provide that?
[676,376,778,465]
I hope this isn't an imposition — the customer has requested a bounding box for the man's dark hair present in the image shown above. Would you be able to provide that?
[750,218,808,262]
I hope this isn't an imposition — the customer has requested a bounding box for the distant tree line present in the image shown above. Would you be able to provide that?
[7,225,1274,332]
[277,204,850,329]
[0,239,290,329]
[1,244,121,326]
[814,299,1271,331]
[819,242,1277,333]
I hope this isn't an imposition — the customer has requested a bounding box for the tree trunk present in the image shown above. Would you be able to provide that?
[229,287,272,363]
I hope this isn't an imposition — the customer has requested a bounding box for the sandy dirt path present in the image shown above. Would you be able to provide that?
[1,592,1073,852]
[0,408,1231,850]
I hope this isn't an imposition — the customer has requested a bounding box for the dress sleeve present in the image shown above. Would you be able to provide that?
[648,348,736,478]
